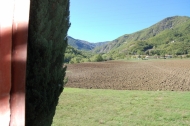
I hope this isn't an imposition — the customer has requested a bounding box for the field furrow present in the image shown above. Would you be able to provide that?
[66,59,190,91]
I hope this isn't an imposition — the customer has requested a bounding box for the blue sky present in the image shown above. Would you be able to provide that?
[68,0,190,42]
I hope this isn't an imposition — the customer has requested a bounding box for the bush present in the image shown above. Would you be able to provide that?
[91,54,104,62]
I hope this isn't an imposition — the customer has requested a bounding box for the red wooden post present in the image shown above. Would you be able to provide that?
[10,0,30,126]
[0,0,30,125]
[0,1,14,125]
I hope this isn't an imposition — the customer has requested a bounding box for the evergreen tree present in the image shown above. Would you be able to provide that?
[26,0,70,125]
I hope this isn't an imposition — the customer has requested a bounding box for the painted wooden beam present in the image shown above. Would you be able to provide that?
[0,1,14,125]
[10,0,30,126]
[0,0,30,125]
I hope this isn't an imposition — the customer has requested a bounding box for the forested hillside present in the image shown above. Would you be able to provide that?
[94,16,190,59]
[68,36,109,51]
[64,46,91,63]
[64,46,104,63]
[66,16,190,63]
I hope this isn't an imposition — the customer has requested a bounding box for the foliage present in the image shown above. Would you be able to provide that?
[90,54,104,62]
[64,46,92,63]
[26,0,70,126]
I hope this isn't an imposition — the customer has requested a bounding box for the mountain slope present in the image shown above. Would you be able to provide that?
[67,36,109,51]
[94,16,190,55]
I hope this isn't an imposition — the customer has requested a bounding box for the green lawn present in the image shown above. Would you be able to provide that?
[52,88,190,126]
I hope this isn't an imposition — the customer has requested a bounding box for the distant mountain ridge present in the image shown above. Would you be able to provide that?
[94,16,190,54]
[67,36,109,51]
[65,16,190,63]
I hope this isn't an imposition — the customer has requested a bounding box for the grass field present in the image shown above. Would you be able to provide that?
[52,88,190,126]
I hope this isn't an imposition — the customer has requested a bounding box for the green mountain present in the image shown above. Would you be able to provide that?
[66,16,190,63]
[68,36,109,51]
[94,16,190,58]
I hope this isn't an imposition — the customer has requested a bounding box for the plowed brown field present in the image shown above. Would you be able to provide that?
[65,59,190,91]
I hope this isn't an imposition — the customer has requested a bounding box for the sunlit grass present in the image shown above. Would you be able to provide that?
[52,88,190,126]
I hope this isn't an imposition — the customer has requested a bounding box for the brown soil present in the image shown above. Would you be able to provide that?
[65,59,190,91]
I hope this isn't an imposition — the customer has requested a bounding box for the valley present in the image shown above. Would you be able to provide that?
[66,16,190,63]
